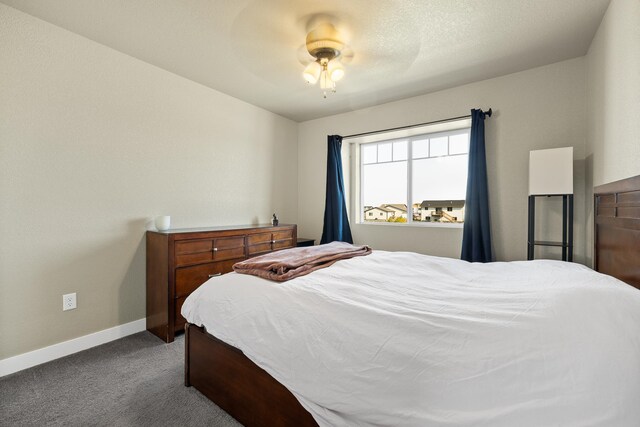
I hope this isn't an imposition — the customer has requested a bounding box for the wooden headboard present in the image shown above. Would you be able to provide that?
[594,174,640,290]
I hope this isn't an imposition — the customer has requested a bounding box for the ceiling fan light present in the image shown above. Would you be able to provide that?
[319,69,332,90]
[327,60,345,82]
[303,61,321,84]
[302,23,349,97]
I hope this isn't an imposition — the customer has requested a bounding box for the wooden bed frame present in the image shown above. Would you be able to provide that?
[184,174,640,427]
[594,174,640,290]
[184,323,317,427]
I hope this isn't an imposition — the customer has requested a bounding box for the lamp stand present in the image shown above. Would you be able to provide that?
[527,194,573,262]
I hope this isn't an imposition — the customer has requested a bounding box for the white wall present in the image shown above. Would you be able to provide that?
[585,0,640,265]
[0,4,298,359]
[298,58,587,262]
[586,0,640,187]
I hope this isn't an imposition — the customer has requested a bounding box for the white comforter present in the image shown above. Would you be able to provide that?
[182,251,640,426]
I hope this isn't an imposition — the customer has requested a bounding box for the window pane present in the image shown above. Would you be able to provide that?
[362,144,377,164]
[449,133,469,155]
[393,141,408,161]
[412,139,429,159]
[378,143,392,162]
[412,154,468,223]
[429,137,448,157]
[358,125,471,225]
[362,161,407,221]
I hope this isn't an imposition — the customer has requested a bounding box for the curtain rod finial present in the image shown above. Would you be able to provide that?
[485,108,492,117]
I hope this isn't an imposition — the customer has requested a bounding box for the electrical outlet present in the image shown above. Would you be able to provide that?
[63,293,77,311]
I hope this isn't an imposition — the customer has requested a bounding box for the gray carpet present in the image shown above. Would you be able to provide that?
[0,332,241,427]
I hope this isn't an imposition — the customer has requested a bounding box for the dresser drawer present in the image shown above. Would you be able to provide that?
[273,230,294,251]
[175,259,239,298]
[214,236,245,250]
[176,239,212,254]
[247,232,272,255]
[273,230,293,241]
[175,238,214,266]
[213,237,245,261]
[273,229,294,250]
[247,229,295,255]
[247,232,271,245]
[248,243,271,256]
[176,251,214,266]
[273,239,294,250]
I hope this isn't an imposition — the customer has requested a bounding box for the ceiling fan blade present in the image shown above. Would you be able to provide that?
[339,46,355,64]
[297,44,314,66]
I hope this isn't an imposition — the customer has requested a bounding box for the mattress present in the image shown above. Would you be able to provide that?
[182,250,640,426]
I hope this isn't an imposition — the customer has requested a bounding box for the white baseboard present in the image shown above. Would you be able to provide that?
[0,318,146,377]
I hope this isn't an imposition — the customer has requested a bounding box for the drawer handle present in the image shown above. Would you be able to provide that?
[212,247,218,252]
[271,240,276,244]
[208,273,222,278]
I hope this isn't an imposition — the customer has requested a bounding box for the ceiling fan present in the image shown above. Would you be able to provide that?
[299,22,354,98]
[229,3,420,100]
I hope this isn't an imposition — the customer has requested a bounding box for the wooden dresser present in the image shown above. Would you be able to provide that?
[146,224,297,342]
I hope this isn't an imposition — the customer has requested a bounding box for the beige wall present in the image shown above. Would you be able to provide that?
[298,58,587,262]
[584,0,640,265]
[0,5,298,359]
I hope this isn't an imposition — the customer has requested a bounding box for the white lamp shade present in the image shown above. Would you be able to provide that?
[303,61,321,84]
[328,60,344,81]
[528,147,573,195]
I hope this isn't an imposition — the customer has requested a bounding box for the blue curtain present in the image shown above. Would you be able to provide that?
[320,135,353,244]
[461,109,493,262]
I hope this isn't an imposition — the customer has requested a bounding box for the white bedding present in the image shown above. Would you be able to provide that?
[182,251,640,426]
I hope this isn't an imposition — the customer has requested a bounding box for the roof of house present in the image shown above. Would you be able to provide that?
[364,206,395,213]
[420,200,466,209]
[381,203,407,212]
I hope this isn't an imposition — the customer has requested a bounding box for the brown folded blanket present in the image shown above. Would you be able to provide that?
[233,241,372,282]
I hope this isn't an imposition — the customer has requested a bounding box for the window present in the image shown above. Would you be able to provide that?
[358,127,469,225]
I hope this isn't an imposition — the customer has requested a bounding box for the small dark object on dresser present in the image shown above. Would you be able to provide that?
[272,213,279,226]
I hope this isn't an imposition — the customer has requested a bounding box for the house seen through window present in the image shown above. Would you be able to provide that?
[359,127,470,224]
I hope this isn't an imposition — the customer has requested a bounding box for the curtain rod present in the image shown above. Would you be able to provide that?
[342,108,492,139]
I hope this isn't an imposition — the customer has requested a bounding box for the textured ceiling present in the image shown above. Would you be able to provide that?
[2,0,610,121]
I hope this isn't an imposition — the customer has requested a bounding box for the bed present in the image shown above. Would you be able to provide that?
[183,174,640,427]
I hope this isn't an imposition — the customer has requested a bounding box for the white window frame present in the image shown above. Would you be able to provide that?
[346,121,471,229]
